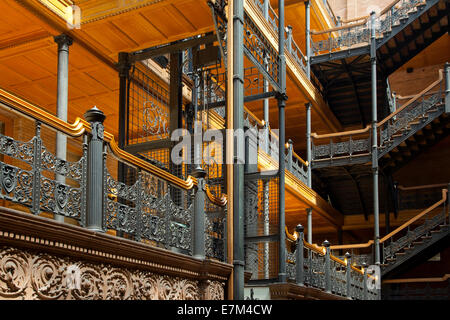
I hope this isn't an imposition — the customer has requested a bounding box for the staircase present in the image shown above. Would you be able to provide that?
[309,0,448,127]
[380,189,450,277]
[330,188,450,279]
[311,67,448,170]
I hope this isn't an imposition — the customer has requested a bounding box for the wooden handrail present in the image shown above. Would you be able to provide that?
[313,69,443,141]
[0,87,228,205]
[383,274,450,284]
[311,19,367,35]
[398,183,447,191]
[339,15,370,24]
[330,241,374,250]
[312,125,370,139]
[377,69,443,127]
[286,228,365,275]
[330,188,447,250]
[380,189,447,243]
[396,90,441,100]
[379,0,402,16]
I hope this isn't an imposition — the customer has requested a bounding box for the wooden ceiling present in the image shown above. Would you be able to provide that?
[0,0,341,146]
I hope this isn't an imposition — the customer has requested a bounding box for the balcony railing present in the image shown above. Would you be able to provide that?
[329,187,449,267]
[311,67,446,166]
[0,88,227,262]
[285,226,379,300]
[311,0,427,55]
[251,0,308,74]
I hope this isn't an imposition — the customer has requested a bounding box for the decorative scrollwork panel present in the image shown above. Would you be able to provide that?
[0,246,225,300]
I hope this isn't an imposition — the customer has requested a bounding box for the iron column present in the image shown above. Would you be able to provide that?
[306,102,313,243]
[370,12,380,265]
[233,0,245,300]
[305,0,311,79]
[54,34,73,223]
[278,0,287,284]
[117,52,130,187]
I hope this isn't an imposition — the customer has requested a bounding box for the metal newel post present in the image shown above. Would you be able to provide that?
[192,168,207,260]
[286,25,293,53]
[84,106,106,232]
[370,11,381,265]
[296,224,305,286]
[287,139,293,171]
[362,262,369,300]
[263,0,269,20]
[445,62,450,113]
[323,240,331,293]
[345,252,352,298]
[306,208,313,243]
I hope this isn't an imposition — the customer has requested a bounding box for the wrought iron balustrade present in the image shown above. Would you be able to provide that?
[311,128,371,165]
[0,122,87,225]
[377,70,445,150]
[329,187,449,273]
[0,88,228,262]
[252,0,308,75]
[285,226,379,299]
[244,174,280,281]
[383,277,450,300]
[244,11,281,92]
[311,0,426,55]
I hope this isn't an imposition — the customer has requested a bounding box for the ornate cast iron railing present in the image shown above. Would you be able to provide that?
[311,126,372,163]
[311,68,446,166]
[0,121,87,225]
[0,88,228,262]
[377,69,445,151]
[330,187,449,267]
[252,0,308,74]
[311,0,426,55]
[285,226,379,299]
[244,11,282,92]
[382,275,450,300]
[245,174,280,281]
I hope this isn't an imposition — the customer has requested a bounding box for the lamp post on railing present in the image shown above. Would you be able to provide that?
[345,252,352,299]
[84,106,106,232]
[296,224,305,286]
[323,240,331,293]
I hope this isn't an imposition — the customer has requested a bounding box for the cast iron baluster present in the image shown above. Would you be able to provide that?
[135,171,143,241]
[80,134,88,227]
[31,121,42,215]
